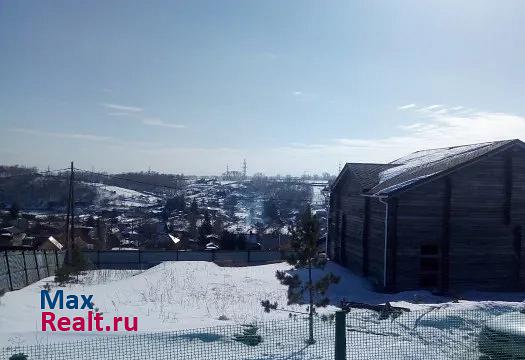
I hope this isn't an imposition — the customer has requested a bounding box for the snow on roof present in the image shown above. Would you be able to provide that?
[48,236,63,250]
[364,139,522,196]
[169,234,181,244]
[379,142,495,183]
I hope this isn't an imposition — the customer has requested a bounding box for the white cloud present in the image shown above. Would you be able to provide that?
[9,104,524,176]
[10,128,114,142]
[142,118,186,129]
[101,103,185,130]
[279,108,525,173]
[101,103,143,113]
[9,128,156,148]
[419,104,443,112]
[107,112,133,117]
[398,103,416,110]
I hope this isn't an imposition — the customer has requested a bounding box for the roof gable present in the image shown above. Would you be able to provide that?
[330,163,396,191]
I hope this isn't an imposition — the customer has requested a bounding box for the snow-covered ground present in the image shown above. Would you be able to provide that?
[90,183,160,208]
[1,261,524,359]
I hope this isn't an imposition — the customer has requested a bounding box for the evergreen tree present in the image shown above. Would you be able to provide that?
[213,215,224,235]
[8,203,19,219]
[235,234,247,250]
[262,198,280,226]
[199,210,213,245]
[189,198,199,215]
[219,230,236,250]
[261,204,339,344]
[223,195,238,219]
[187,198,199,241]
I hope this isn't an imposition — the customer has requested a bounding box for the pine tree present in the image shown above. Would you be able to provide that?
[188,198,199,241]
[199,210,213,246]
[262,198,280,226]
[213,215,224,235]
[9,203,19,219]
[262,204,339,344]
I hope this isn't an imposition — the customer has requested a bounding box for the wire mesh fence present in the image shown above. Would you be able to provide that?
[344,308,525,360]
[1,309,525,360]
[0,317,334,360]
[0,250,65,291]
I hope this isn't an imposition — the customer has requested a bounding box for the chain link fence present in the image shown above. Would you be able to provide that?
[0,250,65,291]
[1,317,334,360]
[1,309,525,359]
[343,308,525,359]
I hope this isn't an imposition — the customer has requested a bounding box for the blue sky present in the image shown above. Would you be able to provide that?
[1,0,525,175]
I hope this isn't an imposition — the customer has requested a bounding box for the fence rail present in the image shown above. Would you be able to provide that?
[0,250,65,291]
[82,250,287,270]
[1,309,524,359]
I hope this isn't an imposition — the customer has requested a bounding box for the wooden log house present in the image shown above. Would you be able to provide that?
[328,139,525,292]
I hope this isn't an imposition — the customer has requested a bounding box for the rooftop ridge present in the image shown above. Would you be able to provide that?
[404,139,514,155]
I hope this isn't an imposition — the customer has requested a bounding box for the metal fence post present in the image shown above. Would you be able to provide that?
[44,250,50,277]
[335,310,346,360]
[4,250,13,291]
[22,250,29,285]
[33,250,40,280]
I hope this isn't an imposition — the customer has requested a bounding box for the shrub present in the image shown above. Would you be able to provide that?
[54,265,75,285]
[233,324,262,346]
[9,353,28,360]
[55,247,91,285]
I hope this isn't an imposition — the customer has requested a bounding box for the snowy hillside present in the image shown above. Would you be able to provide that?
[0,261,523,348]
[89,182,160,208]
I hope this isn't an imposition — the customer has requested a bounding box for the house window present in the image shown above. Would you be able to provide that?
[419,244,440,288]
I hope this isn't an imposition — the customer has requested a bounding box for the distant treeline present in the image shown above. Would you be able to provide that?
[0,166,96,210]
[76,171,186,195]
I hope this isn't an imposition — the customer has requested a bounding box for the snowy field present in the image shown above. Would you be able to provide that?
[1,261,524,359]
[89,182,160,208]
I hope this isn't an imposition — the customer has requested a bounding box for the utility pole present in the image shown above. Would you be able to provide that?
[65,165,72,264]
[242,159,247,179]
[70,161,75,257]
[65,162,75,264]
